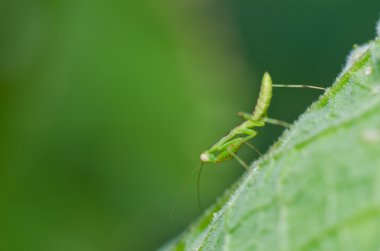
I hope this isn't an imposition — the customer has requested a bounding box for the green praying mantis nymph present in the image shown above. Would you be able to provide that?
[199,72,325,169]
[169,72,325,215]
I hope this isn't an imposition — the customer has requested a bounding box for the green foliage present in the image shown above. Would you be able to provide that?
[160,34,380,250]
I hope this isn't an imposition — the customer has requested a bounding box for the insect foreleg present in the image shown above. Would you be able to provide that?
[211,129,257,162]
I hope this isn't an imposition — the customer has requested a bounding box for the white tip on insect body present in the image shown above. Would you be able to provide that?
[200,153,210,162]
[376,17,380,36]
[262,72,272,83]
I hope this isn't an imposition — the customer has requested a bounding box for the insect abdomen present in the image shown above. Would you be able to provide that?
[252,72,273,120]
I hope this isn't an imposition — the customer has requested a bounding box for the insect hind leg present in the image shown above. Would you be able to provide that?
[227,150,250,170]
[244,142,262,156]
[272,84,325,91]
[264,117,291,128]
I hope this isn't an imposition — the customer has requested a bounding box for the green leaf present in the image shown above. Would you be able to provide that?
[160,29,380,250]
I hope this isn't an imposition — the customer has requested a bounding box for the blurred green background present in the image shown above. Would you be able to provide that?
[1,1,379,250]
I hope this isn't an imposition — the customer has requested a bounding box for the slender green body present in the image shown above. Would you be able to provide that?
[196,72,324,211]
[200,72,272,163]
[252,72,272,121]
[199,72,325,164]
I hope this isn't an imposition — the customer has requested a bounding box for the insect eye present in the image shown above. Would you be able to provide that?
[200,153,211,162]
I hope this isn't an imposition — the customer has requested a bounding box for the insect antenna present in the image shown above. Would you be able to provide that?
[169,162,203,221]
[197,163,204,211]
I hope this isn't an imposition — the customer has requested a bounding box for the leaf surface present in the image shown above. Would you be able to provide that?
[160,35,380,251]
